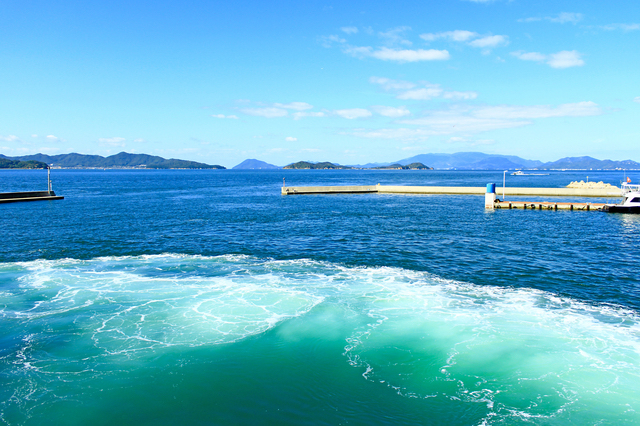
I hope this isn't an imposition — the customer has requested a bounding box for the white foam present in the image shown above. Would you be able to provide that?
[2,254,640,423]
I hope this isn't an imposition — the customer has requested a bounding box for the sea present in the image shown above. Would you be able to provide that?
[1,168,639,425]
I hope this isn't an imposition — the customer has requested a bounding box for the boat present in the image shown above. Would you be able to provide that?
[511,170,549,176]
[603,183,640,213]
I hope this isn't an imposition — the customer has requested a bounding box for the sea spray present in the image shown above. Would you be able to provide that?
[1,254,639,425]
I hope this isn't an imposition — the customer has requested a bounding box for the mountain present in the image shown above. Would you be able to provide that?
[395,152,544,170]
[0,159,49,169]
[232,159,280,170]
[540,156,640,170]
[2,152,225,169]
[284,161,352,170]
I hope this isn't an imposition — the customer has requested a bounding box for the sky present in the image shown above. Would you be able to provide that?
[1,0,639,168]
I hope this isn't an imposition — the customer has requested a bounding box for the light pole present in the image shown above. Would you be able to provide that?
[503,170,507,200]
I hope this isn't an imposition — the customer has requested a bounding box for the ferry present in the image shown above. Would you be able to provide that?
[604,182,640,213]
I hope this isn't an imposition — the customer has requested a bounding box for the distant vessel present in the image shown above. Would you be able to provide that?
[604,183,640,213]
[511,170,549,176]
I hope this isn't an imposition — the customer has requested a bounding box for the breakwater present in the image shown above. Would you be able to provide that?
[281,184,621,197]
[0,191,64,204]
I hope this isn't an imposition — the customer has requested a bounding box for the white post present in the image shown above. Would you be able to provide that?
[503,170,507,200]
[48,166,52,194]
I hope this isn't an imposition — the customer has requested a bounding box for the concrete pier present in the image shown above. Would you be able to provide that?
[0,191,64,204]
[281,185,621,198]
[493,200,607,211]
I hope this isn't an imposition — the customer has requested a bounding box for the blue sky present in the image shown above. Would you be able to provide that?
[1,0,639,168]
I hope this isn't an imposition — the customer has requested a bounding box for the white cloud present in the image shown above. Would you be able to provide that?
[212,114,239,119]
[600,23,640,31]
[511,51,547,62]
[397,87,443,100]
[420,30,507,50]
[369,76,416,91]
[346,46,450,62]
[443,91,478,100]
[378,26,412,46]
[274,102,313,111]
[285,137,298,142]
[334,108,373,119]
[468,35,508,48]
[371,106,411,117]
[99,137,126,147]
[46,135,60,141]
[420,30,478,42]
[549,12,583,24]
[349,128,431,141]
[341,26,358,34]
[240,107,288,118]
[547,50,584,68]
[473,101,600,119]
[511,50,584,68]
[320,35,347,47]
[31,134,38,138]
[293,111,326,120]
[0,135,20,142]
[396,101,601,135]
[133,138,146,143]
[633,97,640,103]
[519,12,583,24]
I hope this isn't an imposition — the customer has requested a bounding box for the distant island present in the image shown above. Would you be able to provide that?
[284,161,352,170]
[283,161,433,170]
[0,158,49,169]
[232,159,279,170]
[0,152,225,169]
[3,151,639,171]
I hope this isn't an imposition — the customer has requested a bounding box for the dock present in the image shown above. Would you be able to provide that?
[281,185,621,198]
[493,200,606,211]
[0,191,64,204]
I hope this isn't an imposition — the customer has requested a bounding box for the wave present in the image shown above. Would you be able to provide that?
[1,254,639,424]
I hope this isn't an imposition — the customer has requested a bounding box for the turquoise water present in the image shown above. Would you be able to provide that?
[1,169,639,425]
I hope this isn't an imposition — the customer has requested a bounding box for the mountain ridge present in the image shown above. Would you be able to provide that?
[1,152,225,169]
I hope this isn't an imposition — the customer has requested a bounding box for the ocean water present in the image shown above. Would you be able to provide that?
[1,169,639,425]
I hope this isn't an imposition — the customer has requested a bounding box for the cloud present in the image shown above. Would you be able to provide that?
[46,135,60,141]
[511,50,584,68]
[420,31,508,50]
[443,91,478,100]
[348,128,431,141]
[600,23,640,31]
[274,102,313,111]
[99,137,126,147]
[133,138,146,143]
[320,34,347,47]
[345,46,450,62]
[369,77,416,91]
[0,135,20,142]
[293,111,326,119]
[396,101,601,135]
[468,35,508,48]
[371,106,411,117]
[397,87,443,100]
[212,114,239,119]
[371,78,478,103]
[472,101,600,119]
[634,97,640,103]
[341,26,358,34]
[285,137,298,142]
[240,107,288,118]
[420,30,478,42]
[519,12,583,24]
[547,50,584,68]
[334,108,373,119]
[378,26,412,46]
